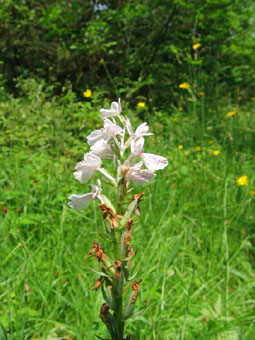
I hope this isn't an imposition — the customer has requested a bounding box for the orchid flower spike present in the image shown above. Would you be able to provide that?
[68,97,169,340]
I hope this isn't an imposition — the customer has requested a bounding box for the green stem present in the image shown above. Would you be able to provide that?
[115,292,124,339]
[112,174,126,339]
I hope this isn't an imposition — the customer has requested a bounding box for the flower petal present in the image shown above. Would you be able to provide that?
[111,101,119,112]
[142,153,168,170]
[90,140,114,159]
[118,98,121,112]
[100,99,122,119]
[74,153,102,183]
[126,118,133,135]
[135,122,153,137]
[99,108,115,119]
[84,152,102,167]
[87,129,103,146]
[68,193,94,210]
[131,137,144,157]
[130,169,156,184]
[135,122,149,136]
[74,165,94,183]
[103,119,123,140]
[131,160,143,170]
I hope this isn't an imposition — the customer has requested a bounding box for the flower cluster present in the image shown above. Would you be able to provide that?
[68,99,168,210]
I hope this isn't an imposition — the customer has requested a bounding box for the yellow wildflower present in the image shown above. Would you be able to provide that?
[99,58,105,64]
[249,190,255,195]
[247,113,251,117]
[193,43,201,50]
[178,145,183,150]
[173,117,178,122]
[237,175,248,186]
[179,82,190,90]
[178,107,183,111]
[213,150,220,156]
[83,89,92,98]
[226,111,236,117]
[185,151,189,156]
[137,102,146,108]
[237,96,241,101]
[196,146,201,151]
[199,91,205,96]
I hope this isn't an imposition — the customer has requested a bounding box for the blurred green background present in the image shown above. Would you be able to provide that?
[1,0,255,107]
[0,1,255,339]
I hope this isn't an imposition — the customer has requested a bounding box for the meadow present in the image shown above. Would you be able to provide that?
[1,78,255,339]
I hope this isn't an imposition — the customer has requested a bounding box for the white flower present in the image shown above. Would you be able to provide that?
[74,152,102,183]
[131,136,144,157]
[125,120,153,156]
[100,98,122,119]
[130,169,156,184]
[141,153,168,170]
[68,181,103,210]
[126,119,153,138]
[125,161,156,185]
[103,118,123,140]
[90,139,114,159]
[87,129,103,146]
[68,193,94,210]
[87,119,123,146]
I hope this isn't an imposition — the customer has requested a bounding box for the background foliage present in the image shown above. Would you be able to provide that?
[1,1,255,339]
[1,0,255,108]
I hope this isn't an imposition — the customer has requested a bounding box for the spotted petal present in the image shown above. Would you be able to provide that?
[90,139,114,159]
[130,169,156,184]
[142,153,168,170]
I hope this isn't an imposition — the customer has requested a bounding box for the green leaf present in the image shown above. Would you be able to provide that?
[127,267,141,282]
[128,305,148,319]
[123,290,135,320]
[17,307,40,317]
[102,285,115,311]
[18,218,36,225]
[84,267,111,278]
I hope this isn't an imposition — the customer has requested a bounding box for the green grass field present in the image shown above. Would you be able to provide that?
[1,85,255,339]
